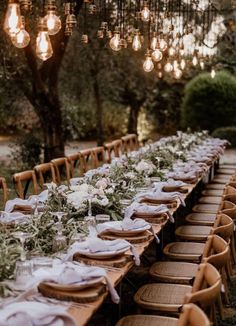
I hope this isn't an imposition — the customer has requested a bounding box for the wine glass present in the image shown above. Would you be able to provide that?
[84,196,96,237]
[13,231,32,262]
[69,220,86,245]
[50,212,67,252]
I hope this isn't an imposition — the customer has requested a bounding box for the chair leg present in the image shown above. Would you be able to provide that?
[221,269,230,305]
[217,294,224,320]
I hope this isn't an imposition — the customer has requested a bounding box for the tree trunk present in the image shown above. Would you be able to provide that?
[93,76,104,146]
[128,103,140,134]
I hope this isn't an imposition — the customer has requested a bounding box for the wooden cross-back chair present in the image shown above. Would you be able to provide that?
[13,170,38,199]
[104,142,116,163]
[121,134,139,152]
[78,148,94,174]
[51,157,71,185]
[0,177,8,208]
[115,303,210,326]
[134,263,221,324]
[34,163,57,189]
[91,146,106,169]
[66,152,82,178]
[112,139,123,158]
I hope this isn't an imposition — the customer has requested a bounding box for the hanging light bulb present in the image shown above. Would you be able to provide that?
[173,60,179,70]
[211,68,216,79]
[4,0,21,36]
[11,16,30,48]
[200,59,205,70]
[110,28,121,51]
[152,49,163,62]
[174,68,182,79]
[151,32,158,50]
[180,58,186,70]
[36,18,53,61]
[168,46,176,56]
[157,71,163,78]
[141,1,151,22]
[192,55,198,66]
[132,30,142,51]
[164,61,173,73]
[143,51,154,72]
[44,10,61,35]
[159,38,167,51]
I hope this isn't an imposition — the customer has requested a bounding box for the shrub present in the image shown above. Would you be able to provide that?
[181,71,236,132]
[212,126,236,148]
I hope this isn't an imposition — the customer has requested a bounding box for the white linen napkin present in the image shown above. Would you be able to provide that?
[0,211,29,224]
[64,238,140,266]
[0,301,76,326]
[5,191,48,213]
[134,189,185,207]
[124,202,174,223]
[23,261,120,304]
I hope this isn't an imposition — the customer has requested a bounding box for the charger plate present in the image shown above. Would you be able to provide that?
[99,230,153,244]
[38,282,106,303]
[73,253,131,267]
[41,276,104,292]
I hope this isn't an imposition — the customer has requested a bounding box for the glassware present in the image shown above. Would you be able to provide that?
[13,231,32,261]
[50,212,67,252]
[70,232,86,245]
[95,214,110,224]
[33,256,53,271]
[15,260,32,285]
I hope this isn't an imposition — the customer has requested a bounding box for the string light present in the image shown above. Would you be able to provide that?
[36,18,53,61]
[4,0,21,36]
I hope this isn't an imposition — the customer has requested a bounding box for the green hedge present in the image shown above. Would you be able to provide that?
[212,126,236,148]
[181,71,236,132]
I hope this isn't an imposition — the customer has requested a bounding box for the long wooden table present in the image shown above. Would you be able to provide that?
[68,168,213,325]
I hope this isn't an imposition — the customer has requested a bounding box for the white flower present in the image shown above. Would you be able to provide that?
[135,160,156,176]
[96,178,108,189]
[67,191,88,209]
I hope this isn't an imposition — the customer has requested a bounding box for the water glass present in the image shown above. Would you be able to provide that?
[69,232,86,245]
[15,260,32,285]
[95,214,110,224]
[33,257,53,271]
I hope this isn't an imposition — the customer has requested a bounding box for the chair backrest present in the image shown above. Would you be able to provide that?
[211,214,234,242]
[66,152,82,178]
[184,263,221,309]
[223,194,236,204]
[51,157,70,184]
[219,200,235,212]
[0,177,8,208]
[121,134,139,152]
[91,146,106,168]
[112,139,123,158]
[202,235,230,271]
[13,170,38,199]
[34,163,57,188]
[104,142,115,163]
[224,185,236,196]
[79,148,94,174]
[177,303,210,326]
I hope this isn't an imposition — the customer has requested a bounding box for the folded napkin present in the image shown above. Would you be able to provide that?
[124,202,174,223]
[167,171,197,182]
[0,211,29,224]
[0,301,76,326]
[5,191,48,213]
[22,261,119,304]
[134,189,185,207]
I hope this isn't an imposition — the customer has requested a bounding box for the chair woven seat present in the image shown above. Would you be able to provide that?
[205,184,226,190]
[216,169,235,175]
[220,164,236,169]
[163,242,205,261]
[192,204,219,214]
[116,315,178,326]
[175,225,212,241]
[201,189,223,197]
[185,213,216,226]
[198,196,222,205]
[134,283,192,312]
[212,178,231,184]
[150,261,198,284]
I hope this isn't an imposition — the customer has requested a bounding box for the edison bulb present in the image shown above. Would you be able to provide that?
[180,59,186,70]
[151,36,158,50]
[211,68,216,79]
[168,47,176,56]
[109,33,121,51]
[192,55,198,66]
[174,68,182,79]
[141,2,150,22]
[4,2,21,35]
[44,10,61,35]
[152,49,163,62]
[159,39,167,51]
[11,28,30,48]
[157,71,163,78]
[164,62,173,73]
[36,31,53,61]
[143,55,154,72]
[200,60,205,70]
[132,34,142,51]
[173,60,178,70]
